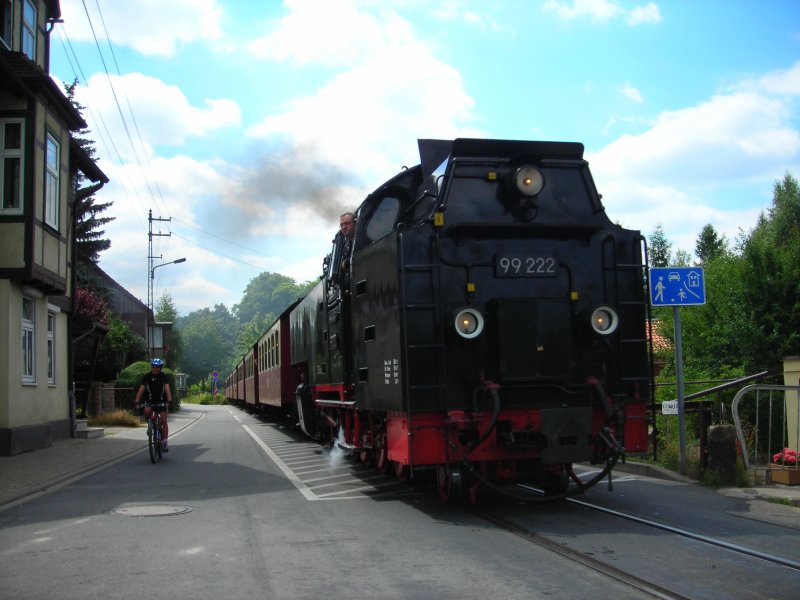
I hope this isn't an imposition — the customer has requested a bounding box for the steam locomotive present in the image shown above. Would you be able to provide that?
[225,138,652,502]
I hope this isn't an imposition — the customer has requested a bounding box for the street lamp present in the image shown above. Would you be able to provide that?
[151,257,187,279]
[148,257,186,358]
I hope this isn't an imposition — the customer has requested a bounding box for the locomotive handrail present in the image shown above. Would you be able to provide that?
[315,399,357,408]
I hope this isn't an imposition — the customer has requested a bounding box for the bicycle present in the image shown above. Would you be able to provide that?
[142,402,168,463]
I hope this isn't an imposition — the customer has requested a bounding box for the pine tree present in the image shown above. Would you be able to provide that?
[64,80,115,268]
[648,223,672,267]
[695,224,727,264]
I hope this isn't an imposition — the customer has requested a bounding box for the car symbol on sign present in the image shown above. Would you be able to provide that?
[668,272,680,282]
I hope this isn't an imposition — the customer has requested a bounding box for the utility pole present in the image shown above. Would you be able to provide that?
[147,209,171,358]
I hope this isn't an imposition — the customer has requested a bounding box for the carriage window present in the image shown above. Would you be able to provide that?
[365,195,400,242]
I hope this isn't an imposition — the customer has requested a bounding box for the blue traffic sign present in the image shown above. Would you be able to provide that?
[649,267,706,306]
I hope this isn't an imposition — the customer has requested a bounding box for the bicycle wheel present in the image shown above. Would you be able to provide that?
[155,423,162,461]
[148,421,157,463]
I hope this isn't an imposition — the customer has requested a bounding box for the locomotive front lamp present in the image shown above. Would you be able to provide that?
[590,305,619,335]
[514,165,544,197]
[454,308,484,339]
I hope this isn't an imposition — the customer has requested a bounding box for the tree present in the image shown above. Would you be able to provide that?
[695,224,727,264]
[177,304,238,384]
[648,223,672,267]
[235,313,275,358]
[234,272,304,325]
[95,315,147,381]
[155,292,182,368]
[738,173,800,371]
[181,315,231,384]
[64,79,114,267]
[673,249,692,267]
[674,173,800,377]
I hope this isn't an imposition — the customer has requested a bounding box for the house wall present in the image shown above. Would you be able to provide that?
[0,223,25,267]
[0,1,106,455]
[0,281,71,454]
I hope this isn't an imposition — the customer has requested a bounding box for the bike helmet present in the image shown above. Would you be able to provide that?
[150,358,165,367]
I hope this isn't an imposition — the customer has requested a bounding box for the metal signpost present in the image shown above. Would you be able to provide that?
[650,267,706,474]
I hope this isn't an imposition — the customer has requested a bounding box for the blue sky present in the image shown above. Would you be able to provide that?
[50,0,800,316]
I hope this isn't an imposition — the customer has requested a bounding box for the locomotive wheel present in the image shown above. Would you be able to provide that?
[359,431,373,465]
[543,470,570,497]
[436,463,463,503]
[375,430,390,473]
[394,461,409,483]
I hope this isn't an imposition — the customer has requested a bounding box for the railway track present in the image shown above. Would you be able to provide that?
[474,507,693,600]
[469,482,800,600]
[559,491,800,572]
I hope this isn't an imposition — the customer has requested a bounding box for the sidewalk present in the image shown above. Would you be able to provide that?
[615,460,800,505]
[0,408,201,510]
[615,460,800,529]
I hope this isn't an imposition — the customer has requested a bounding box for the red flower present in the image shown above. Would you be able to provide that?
[773,448,798,465]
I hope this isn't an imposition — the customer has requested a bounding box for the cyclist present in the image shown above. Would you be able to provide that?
[134,358,172,451]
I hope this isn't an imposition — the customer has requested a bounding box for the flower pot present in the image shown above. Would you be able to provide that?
[769,464,800,485]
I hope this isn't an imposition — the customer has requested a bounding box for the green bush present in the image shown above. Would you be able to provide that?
[117,361,180,412]
[184,392,227,405]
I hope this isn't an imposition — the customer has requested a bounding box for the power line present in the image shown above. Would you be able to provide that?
[171,232,274,271]
[90,0,168,217]
[172,217,276,257]
[55,26,148,231]
[77,0,168,217]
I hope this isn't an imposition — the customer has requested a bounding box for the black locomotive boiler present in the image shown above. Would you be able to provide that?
[228,138,652,502]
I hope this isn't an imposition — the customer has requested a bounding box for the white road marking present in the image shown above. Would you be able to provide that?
[239,421,419,502]
[241,424,317,501]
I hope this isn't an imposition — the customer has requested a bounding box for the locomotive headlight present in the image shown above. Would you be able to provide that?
[514,165,544,197]
[590,305,619,335]
[454,308,484,339]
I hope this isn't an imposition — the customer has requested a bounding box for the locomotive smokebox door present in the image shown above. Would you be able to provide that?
[492,298,573,382]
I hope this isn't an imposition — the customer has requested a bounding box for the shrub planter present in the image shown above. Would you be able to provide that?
[769,464,800,485]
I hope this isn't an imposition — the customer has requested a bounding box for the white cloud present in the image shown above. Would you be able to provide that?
[740,60,800,96]
[592,91,800,187]
[75,73,241,161]
[247,0,415,67]
[59,0,226,57]
[589,61,800,257]
[543,0,661,25]
[246,36,478,186]
[621,82,643,103]
[627,2,662,25]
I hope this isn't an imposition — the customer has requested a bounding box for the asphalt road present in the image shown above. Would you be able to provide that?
[1,405,655,600]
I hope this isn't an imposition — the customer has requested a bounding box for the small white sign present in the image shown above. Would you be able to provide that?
[661,400,678,415]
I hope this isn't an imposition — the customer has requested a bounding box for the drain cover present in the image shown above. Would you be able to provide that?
[111,504,192,517]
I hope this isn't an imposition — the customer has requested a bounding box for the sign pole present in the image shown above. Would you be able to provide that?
[673,305,686,474]
[650,266,705,476]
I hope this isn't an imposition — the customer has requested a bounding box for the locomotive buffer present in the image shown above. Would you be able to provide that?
[649,267,706,475]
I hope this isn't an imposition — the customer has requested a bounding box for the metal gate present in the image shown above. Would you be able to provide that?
[732,384,800,483]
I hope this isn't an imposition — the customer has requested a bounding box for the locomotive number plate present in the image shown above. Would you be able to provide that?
[495,254,557,277]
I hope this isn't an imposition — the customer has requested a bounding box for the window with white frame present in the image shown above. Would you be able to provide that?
[22,296,35,383]
[1,120,24,213]
[47,312,55,384]
[44,133,59,229]
[22,0,36,60]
